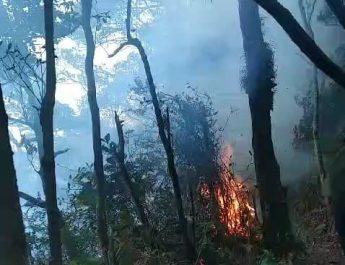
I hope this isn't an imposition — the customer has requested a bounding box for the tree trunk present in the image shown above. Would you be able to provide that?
[298,0,331,224]
[253,0,345,90]
[138,47,195,260]
[0,83,29,265]
[81,1,110,264]
[40,1,63,265]
[114,112,150,227]
[239,0,293,256]
[108,0,196,260]
[325,0,345,31]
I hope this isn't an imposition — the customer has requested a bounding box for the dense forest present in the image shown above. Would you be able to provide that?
[1,0,345,264]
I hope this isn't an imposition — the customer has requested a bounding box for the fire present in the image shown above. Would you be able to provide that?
[199,144,257,238]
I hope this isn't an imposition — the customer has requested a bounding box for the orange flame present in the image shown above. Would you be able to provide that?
[200,144,257,238]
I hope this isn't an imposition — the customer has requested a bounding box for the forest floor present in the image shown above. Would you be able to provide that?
[291,179,344,265]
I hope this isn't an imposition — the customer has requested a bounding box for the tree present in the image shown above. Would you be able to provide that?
[238,0,292,256]
[0,44,70,207]
[40,0,62,264]
[252,0,345,90]
[298,0,330,209]
[109,0,196,260]
[113,112,150,227]
[81,1,110,264]
[0,83,29,265]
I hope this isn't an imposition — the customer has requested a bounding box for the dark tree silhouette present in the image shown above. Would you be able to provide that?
[239,0,292,256]
[298,0,331,227]
[114,112,150,227]
[109,0,196,260]
[40,1,62,264]
[81,1,110,264]
[325,0,345,30]
[0,83,29,265]
[253,0,345,89]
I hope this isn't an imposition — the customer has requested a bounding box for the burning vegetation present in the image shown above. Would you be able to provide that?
[199,145,258,238]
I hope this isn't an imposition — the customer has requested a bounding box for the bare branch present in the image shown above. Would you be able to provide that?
[54,148,70,158]
[107,41,130,58]
[253,0,345,89]
[8,116,32,128]
[325,0,345,31]
[19,191,46,209]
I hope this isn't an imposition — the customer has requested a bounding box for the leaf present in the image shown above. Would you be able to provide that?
[7,42,12,51]
[104,133,110,143]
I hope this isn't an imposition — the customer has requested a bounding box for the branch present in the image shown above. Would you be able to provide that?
[308,0,317,25]
[108,0,133,58]
[8,116,32,128]
[19,191,46,209]
[325,0,345,31]
[54,148,70,158]
[107,41,129,58]
[126,0,133,39]
[114,111,125,162]
[253,0,345,89]
[166,107,171,145]
[298,0,314,37]
[114,111,150,227]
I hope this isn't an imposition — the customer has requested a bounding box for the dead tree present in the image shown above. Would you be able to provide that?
[0,83,29,265]
[81,1,110,264]
[109,0,195,260]
[253,0,345,89]
[114,112,150,227]
[40,1,62,264]
[239,0,293,256]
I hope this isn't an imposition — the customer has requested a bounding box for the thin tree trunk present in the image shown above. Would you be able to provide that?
[114,112,150,227]
[40,1,62,264]
[252,0,345,90]
[0,83,29,265]
[298,0,331,219]
[108,0,195,260]
[139,61,195,259]
[239,0,292,256]
[299,0,345,253]
[188,183,196,244]
[325,0,345,30]
[81,1,110,264]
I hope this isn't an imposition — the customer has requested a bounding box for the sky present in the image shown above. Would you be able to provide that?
[10,0,344,199]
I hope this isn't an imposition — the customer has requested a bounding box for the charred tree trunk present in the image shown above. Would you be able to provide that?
[252,0,345,90]
[0,84,29,265]
[81,1,110,264]
[114,112,150,227]
[239,0,292,256]
[108,0,195,260]
[40,1,63,264]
